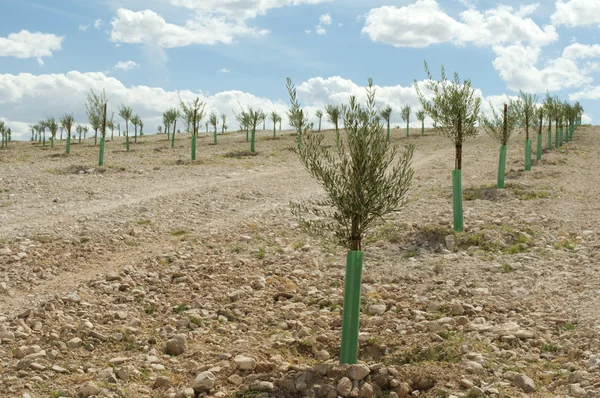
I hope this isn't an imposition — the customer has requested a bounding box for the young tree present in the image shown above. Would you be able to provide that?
[86,89,106,146]
[416,110,426,135]
[221,113,227,134]
[118,105,133,151]
[270,111,279,138]
[82,125,89,142]
[325,104,340,139]
[39,120,48,146]
[29,125,35,141]
[287,78,312,149]
[278,115,282,131]
[180,97,206,159]
[261,113,267,131]
[288,78,414,365]
[315,109,323,132]
[414,61,481,232]
[107,113,115,141]
[166,108,180,148]
[481,102,518,188]
[513,91,538,171]
[131,114,141,143]
[209,111,218,145]
[163,111,170,141]
[60,113,75,154]
[379,105,392,141]
[401,105,411,137]
[99,103,108,166]
[139,118,144,137]
[246,106,265,153]
[47,117,59,149]
[543,93,555,150]
[0,121,6,148]
[536,106,544,161]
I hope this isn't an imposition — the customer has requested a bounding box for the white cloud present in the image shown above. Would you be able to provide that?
[562,43,600,60]
[319,13,332,26]
[114,60,140,71]
[110,8,269,48]
[0,30,63,64]
[551,0,600,27]
[219,68,230,73]
[78,24,90,32]
[570,85,600,100]
[305,29,312,34]
[314,13,332,35]
[94,18,103,29]
[491,44,592,92]
[166,0,332,20]
[0,71,587,142]
[0,71,291,140]
[362,0,557,48]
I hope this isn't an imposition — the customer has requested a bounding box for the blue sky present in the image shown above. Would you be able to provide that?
[1,0,599,139]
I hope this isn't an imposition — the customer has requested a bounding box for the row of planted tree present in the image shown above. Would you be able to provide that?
[283,61,584,366]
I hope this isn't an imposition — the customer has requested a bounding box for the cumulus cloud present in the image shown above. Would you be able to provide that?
[94,19,103,29]
[114,60,140,71]
[219,68,230,73]
[551,0,600,27]
[362,0,557,48]
[0,71,582,141]
[110,8,269,48]
[78,24,90,32]
[166,0,332,20]
[562,43,600,60]
[0,30,63,64]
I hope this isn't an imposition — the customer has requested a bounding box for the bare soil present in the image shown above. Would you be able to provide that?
[0,127,599,398]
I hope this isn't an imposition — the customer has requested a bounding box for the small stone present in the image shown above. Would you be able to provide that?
[514,330,534,339]
[464,361,484,373]
[336,377,352,397]
[234,355,256,370]
[569,384,586,398]
[469,386,485,397]
[254,381,274,391]
[367,304,387,315]
[78,381,101,397]
[165,334,186,356]
[445,235,456,251]
[51,365,68,373]
[358,382,374,398]
[192,371,216,391]
[514,374,536,393]
[67,337,83,349]
[227,374,244,386]
[348,364,371,380]
[394,382,411,398]
[460,379,474,389]
[154,376,171,388]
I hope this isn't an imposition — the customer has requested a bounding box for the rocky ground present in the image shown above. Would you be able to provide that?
[0,126,599,398]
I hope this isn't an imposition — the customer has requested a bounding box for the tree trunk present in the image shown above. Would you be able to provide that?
[350,216,361,251]
[455,113,463,170]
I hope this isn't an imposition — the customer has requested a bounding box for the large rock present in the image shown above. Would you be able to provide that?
[514,374,536,393]
[348,364,370,380]
[234,355,256,370]
[78,381,101,397]
[336,377,352,397]
[192,371,215,391]
[165,334,186,356]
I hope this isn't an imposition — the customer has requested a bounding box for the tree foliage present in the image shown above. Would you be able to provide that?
[481,101,519,146]
[288,78,414,251]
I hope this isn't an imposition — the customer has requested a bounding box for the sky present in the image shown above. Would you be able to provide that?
[1,0,599,140]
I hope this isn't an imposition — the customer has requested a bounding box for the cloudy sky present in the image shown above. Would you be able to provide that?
[1,0,598,140]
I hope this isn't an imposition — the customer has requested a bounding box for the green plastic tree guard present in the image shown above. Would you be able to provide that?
[51,137,54,148]
[246,127,249,142]
[98,137,105,166]
[273,124,276,138]
[134,130,137,143]
[536,134,542,160]
[171,130,175,148]
[421,121,424,135]
[191,134,197,161]
[497,145,507,189]
[524,139,532,171]
[94,131,97,146]
[547,128,552,150]
[126,135,130,151]
[452,169,464,232]
[213,127,217,145]
[406,122,409,137]
[66,135,71,154]
[43,134,46,147]
[251,129,256,153]
[78,134,81,144]
[555,128,559,148]
[339,250,364,365]
[386,126,390,142]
